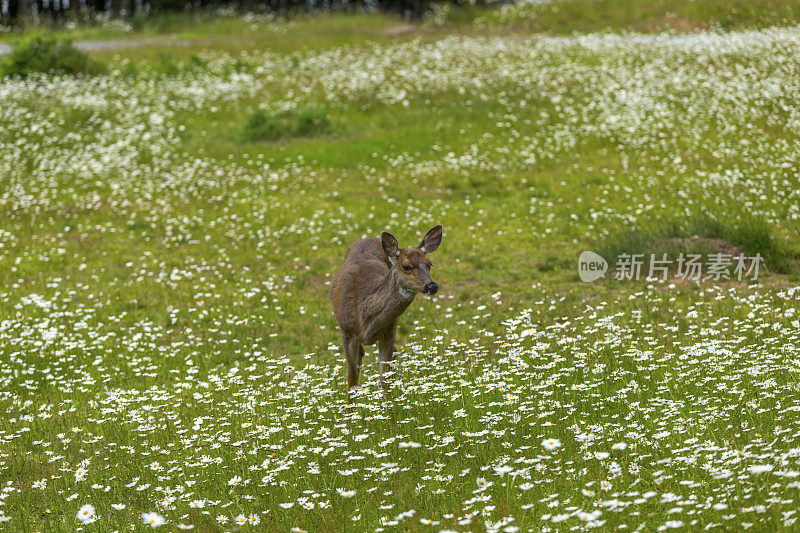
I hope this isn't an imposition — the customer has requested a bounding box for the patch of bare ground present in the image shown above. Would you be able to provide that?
[657,235,746,257]
[384,24,417,37]
[637,13,704,33]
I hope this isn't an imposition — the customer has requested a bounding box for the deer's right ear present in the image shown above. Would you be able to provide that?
[420,224,443,254]
[381,232,400,264]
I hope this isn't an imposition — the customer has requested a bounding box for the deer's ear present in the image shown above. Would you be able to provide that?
[420,225,443,254]
[381,231,400,263]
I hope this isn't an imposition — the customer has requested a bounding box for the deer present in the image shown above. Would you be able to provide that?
[330,225,443,401]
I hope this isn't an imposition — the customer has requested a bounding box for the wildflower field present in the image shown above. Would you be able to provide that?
[4,6,800,531]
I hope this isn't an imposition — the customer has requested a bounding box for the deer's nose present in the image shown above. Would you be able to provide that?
[424,282,439,295]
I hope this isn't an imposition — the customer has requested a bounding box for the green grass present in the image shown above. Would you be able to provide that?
[4,5,800,532]
[8,0,800,53]
[438,0,800,33]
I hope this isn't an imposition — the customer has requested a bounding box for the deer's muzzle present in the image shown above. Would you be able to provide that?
[419,263,438,295]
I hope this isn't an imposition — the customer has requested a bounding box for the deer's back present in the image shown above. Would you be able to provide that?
[344,237,390,268]
[330,238,391,333]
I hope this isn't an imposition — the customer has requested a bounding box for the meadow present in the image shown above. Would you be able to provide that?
[4,2,800,531]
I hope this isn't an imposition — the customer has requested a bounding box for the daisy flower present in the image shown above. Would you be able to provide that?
[76,504,95,524]
[542,438,562,451]
[142,512,166,528]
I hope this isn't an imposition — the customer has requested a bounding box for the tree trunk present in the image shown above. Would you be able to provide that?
[121,0,133,17]
[69,0,82,21]
[15,0,35,21]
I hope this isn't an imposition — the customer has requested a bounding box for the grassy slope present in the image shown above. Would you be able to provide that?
[9,0,800,49]
[1,12,416,59]
[3,5,800,532]
[443,0,800,33]
[3,8,800,357]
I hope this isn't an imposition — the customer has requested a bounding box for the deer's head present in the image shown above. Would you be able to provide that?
[381,225,443,296]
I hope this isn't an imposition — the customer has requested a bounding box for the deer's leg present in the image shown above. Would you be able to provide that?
[378,329,396,399]
[344,336,362,402]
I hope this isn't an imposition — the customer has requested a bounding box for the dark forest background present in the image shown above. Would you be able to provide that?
[0,0,456,25]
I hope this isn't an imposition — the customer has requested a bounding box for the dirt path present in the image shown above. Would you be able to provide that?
[0,37,196,55]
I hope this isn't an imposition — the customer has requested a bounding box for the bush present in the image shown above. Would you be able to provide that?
[1,36,106,78]
[241,107,333,142]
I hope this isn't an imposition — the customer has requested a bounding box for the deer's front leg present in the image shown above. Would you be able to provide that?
[378,330,396,399]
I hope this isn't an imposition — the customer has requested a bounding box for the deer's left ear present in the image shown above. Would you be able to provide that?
[381,231,401,264]
[420,225,443,254]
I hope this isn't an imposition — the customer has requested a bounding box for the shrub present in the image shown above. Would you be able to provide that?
[1,35,106,78]
[241,107,333,142]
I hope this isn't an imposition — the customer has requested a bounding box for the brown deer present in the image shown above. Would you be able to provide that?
[330,225,443,400]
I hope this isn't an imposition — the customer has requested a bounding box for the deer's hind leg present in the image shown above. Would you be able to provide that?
[344,335,362,402]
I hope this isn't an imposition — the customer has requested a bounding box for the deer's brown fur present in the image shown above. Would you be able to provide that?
[330,225,443,400]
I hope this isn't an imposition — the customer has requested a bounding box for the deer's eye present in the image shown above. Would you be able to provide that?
[402,265,413,271]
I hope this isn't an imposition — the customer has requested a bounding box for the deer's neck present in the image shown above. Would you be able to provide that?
[380,267,415,309]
